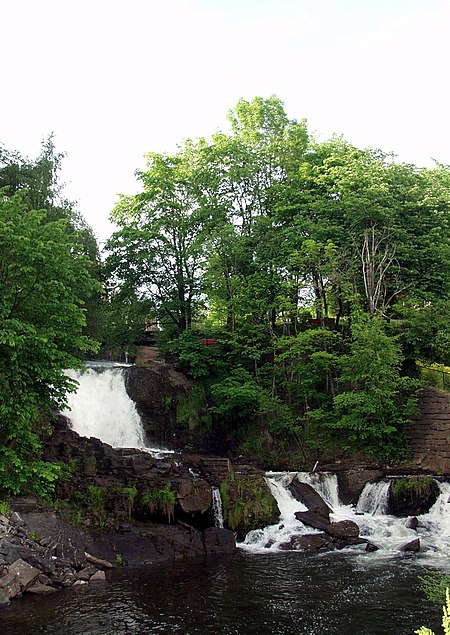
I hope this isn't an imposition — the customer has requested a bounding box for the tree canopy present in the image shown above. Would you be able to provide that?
[0,140,101,496]
[107,95,450,461]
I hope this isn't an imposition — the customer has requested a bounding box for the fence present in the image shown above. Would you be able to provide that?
[419,365,450,393]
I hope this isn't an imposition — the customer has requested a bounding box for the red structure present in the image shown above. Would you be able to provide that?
[200,338,218,346]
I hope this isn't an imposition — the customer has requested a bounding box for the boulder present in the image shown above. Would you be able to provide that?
[326,520,360,538]
[89,570,106,583]
[175,478,212,515]
[400,538,420,552]
[8,559,40,592]
[365,542,380,552]
[124,364,192,447]
[202,527,236,554]
[337,470,384,505]
[280,533,330,552]
[288,479,331,520]
[388,477,440,517]
[405,516,419,530]
[294,510,330,531]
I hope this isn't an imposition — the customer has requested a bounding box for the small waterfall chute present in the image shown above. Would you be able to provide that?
[212,487,224,528]
[356,480,390,515]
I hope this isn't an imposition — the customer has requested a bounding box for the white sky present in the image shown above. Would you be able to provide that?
[2,0,450,244]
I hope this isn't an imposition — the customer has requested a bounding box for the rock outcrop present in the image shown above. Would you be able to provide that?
[124,364,194,449]
[284,483,376,553]
[0,493,236,607]
[288,478,331,520]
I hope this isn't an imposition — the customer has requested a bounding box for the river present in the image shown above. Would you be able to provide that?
[1,551,441,634]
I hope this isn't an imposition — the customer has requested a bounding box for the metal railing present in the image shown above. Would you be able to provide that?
[419,365,450,393]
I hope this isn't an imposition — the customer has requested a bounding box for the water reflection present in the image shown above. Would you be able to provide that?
[1,552,441,635]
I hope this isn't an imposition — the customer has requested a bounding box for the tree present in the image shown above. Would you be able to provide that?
[0,192,99,496]
[106,144,215,333]
[0,137,104,339]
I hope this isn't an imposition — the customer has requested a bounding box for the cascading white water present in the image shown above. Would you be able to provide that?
[62,362,145,449]
[240,472,450,563]
[356,480,390,514]
[212,487,224,528]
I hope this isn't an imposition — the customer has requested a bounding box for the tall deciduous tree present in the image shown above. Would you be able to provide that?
[106,144,215,333]
[0,192,99,496]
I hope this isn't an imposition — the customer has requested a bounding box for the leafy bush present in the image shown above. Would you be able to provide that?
[415,588,450,635]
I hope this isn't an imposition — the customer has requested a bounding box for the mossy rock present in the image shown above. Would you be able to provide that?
[219,472,279,533]
[388,476,439,516]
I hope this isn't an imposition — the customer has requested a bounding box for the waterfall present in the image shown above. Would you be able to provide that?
[240,472,450,562]
[356,480,390,515]
[62,362,145,449]
[212,487,224,528]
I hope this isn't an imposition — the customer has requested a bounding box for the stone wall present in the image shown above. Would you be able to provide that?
[407,388,450,474]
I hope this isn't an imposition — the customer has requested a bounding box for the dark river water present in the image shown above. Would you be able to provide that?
[1,551,442,635]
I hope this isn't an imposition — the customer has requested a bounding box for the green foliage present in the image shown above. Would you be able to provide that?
[85,485,105,515]
[319,314,420,458]
[0,190,99,496]
[176,385,210,431]
[219,474,278,532]
[115,553,124,566]
[391,477,434,500]
[103,95,449,462]
[83,456,97,474]
[168,329,225,379]
[415,588,450,635]
[210,368,267,422]
[141,484,177,523]
[0,500,11,516]
[420,573,450,606]
[418,362,450,394]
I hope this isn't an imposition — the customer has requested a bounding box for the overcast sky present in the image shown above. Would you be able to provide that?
[2,0,450,243]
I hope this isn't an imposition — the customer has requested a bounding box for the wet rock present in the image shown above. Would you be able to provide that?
[27,583,58,595]
[175,478,212,517]
[89,570,106,583]
[8,559,40,592]
[280,533,330,552]
[294,510,330,531]
[331,536,367,550]
[405,516,419,530]
[365,542,380,552]
[400,538,420,552]
[124,364,192,447]
[288,479,331,520]
[337,470,384,505]
[60,572,78,587]
[0,588,10,607]
[77,566,98,581]
[388,477,440,517]
[326,520,360,538]
[85,553,114,569]
[203,527,236,554]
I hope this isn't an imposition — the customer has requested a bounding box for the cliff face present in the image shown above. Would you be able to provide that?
[124,363,193,448]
